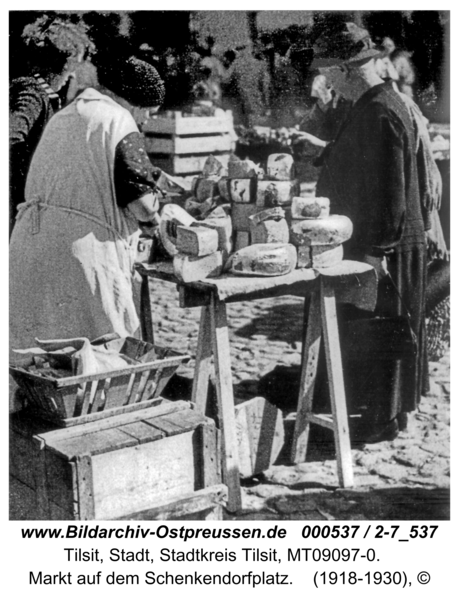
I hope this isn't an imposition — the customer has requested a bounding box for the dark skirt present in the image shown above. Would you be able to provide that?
[337,245,428,424]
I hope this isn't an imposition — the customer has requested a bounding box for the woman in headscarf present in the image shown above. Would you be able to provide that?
[9,53,165,410]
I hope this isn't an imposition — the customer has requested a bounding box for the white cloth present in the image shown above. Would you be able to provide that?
[10,88,142,361]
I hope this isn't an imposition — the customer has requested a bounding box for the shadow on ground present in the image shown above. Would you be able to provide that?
[233,301,304,344]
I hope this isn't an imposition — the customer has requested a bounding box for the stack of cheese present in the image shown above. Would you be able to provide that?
[225,154,298,277]
[184,155,229,220]
[161,203,233,282]
[227,153,299,251]
[289,196,353,268]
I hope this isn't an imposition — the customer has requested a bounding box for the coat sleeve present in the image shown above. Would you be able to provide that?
[9,81,47,147]
[359,105,408,254]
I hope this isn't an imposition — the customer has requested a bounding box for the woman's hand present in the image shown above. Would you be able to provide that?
[128,192,160,223]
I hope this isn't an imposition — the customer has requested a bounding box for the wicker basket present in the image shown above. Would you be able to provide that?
[10,337,190,427]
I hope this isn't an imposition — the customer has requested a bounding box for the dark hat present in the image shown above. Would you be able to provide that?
[96,55,165,107]
[311,22,382,69]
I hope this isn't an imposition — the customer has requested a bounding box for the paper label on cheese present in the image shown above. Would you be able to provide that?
[229,178,256,203]
[256,180,298,208]
[267,153,295,181]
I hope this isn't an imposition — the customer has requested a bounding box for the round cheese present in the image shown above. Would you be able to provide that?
[291,196,330,219]
[228,243,297,277]
[290,214,353,246]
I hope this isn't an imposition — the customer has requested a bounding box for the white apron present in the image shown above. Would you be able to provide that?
[10,89,142,364]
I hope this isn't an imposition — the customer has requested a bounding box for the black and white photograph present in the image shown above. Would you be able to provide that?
[8,7,450,526]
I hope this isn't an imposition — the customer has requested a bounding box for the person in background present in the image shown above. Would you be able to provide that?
[376,54,450,365]
[221,44,270,127]
[9,54,165,411]
[314,23,429,443]
[9,15,96,236]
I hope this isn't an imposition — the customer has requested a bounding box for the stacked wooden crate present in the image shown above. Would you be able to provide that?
[10,400,224,520]
[142,110,235,176]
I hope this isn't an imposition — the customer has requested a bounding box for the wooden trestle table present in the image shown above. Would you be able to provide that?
[135,260,377,513]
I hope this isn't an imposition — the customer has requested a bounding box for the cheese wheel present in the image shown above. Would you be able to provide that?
[229,243,297,277]
[291,196,330,219]
[267,153,295,181]
[290,215,353,246]
[173,251,223,282]
[297,243,343,269]
[160,204,196,256]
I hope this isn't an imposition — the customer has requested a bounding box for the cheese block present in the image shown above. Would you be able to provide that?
[231,203,258,232]
[290,215,353,246]
[228,158,260,179]
[229,178,257,203]
[234,231,251,252]
[196,213,233,255]
[297,243,343,269]
[173,251,223,282]
[218,177,230,201]
[228,243,297,277]
[176,225,219,257]
[291,196,330,219]
[184,196,216,219]
[202,154,226,177]
[256,180,298,208]
[250,217,289,244]
[267,153,295,181]
[249,207,285,226]
[159,203,196,256]
[192,177,220,202]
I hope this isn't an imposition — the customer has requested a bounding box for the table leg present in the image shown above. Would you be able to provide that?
[192,305,213,415]
[140,275,154,345]
[291,290,322,464]
[209,294,242,513]
[320,279,354,488]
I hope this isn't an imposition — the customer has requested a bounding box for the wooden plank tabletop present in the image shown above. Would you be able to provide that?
[135,260,377,311]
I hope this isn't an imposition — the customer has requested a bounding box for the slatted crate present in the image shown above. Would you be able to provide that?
[10,337,189,427]
[142,110,235,176]
[10,400,222,520]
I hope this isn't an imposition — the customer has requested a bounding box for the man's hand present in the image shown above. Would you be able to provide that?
[311,75,333,105]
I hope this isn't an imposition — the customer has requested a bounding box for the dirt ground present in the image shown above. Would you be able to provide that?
[151,277,450,521]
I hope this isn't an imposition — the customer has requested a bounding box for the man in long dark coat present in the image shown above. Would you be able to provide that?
[314,24,430,442]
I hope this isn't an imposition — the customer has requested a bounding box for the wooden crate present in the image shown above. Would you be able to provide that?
[10,400,221,520]
[142,110,234,176]
[10,338,189,427]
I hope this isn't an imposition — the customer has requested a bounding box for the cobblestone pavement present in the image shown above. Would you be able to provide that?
[150,278,450,521]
